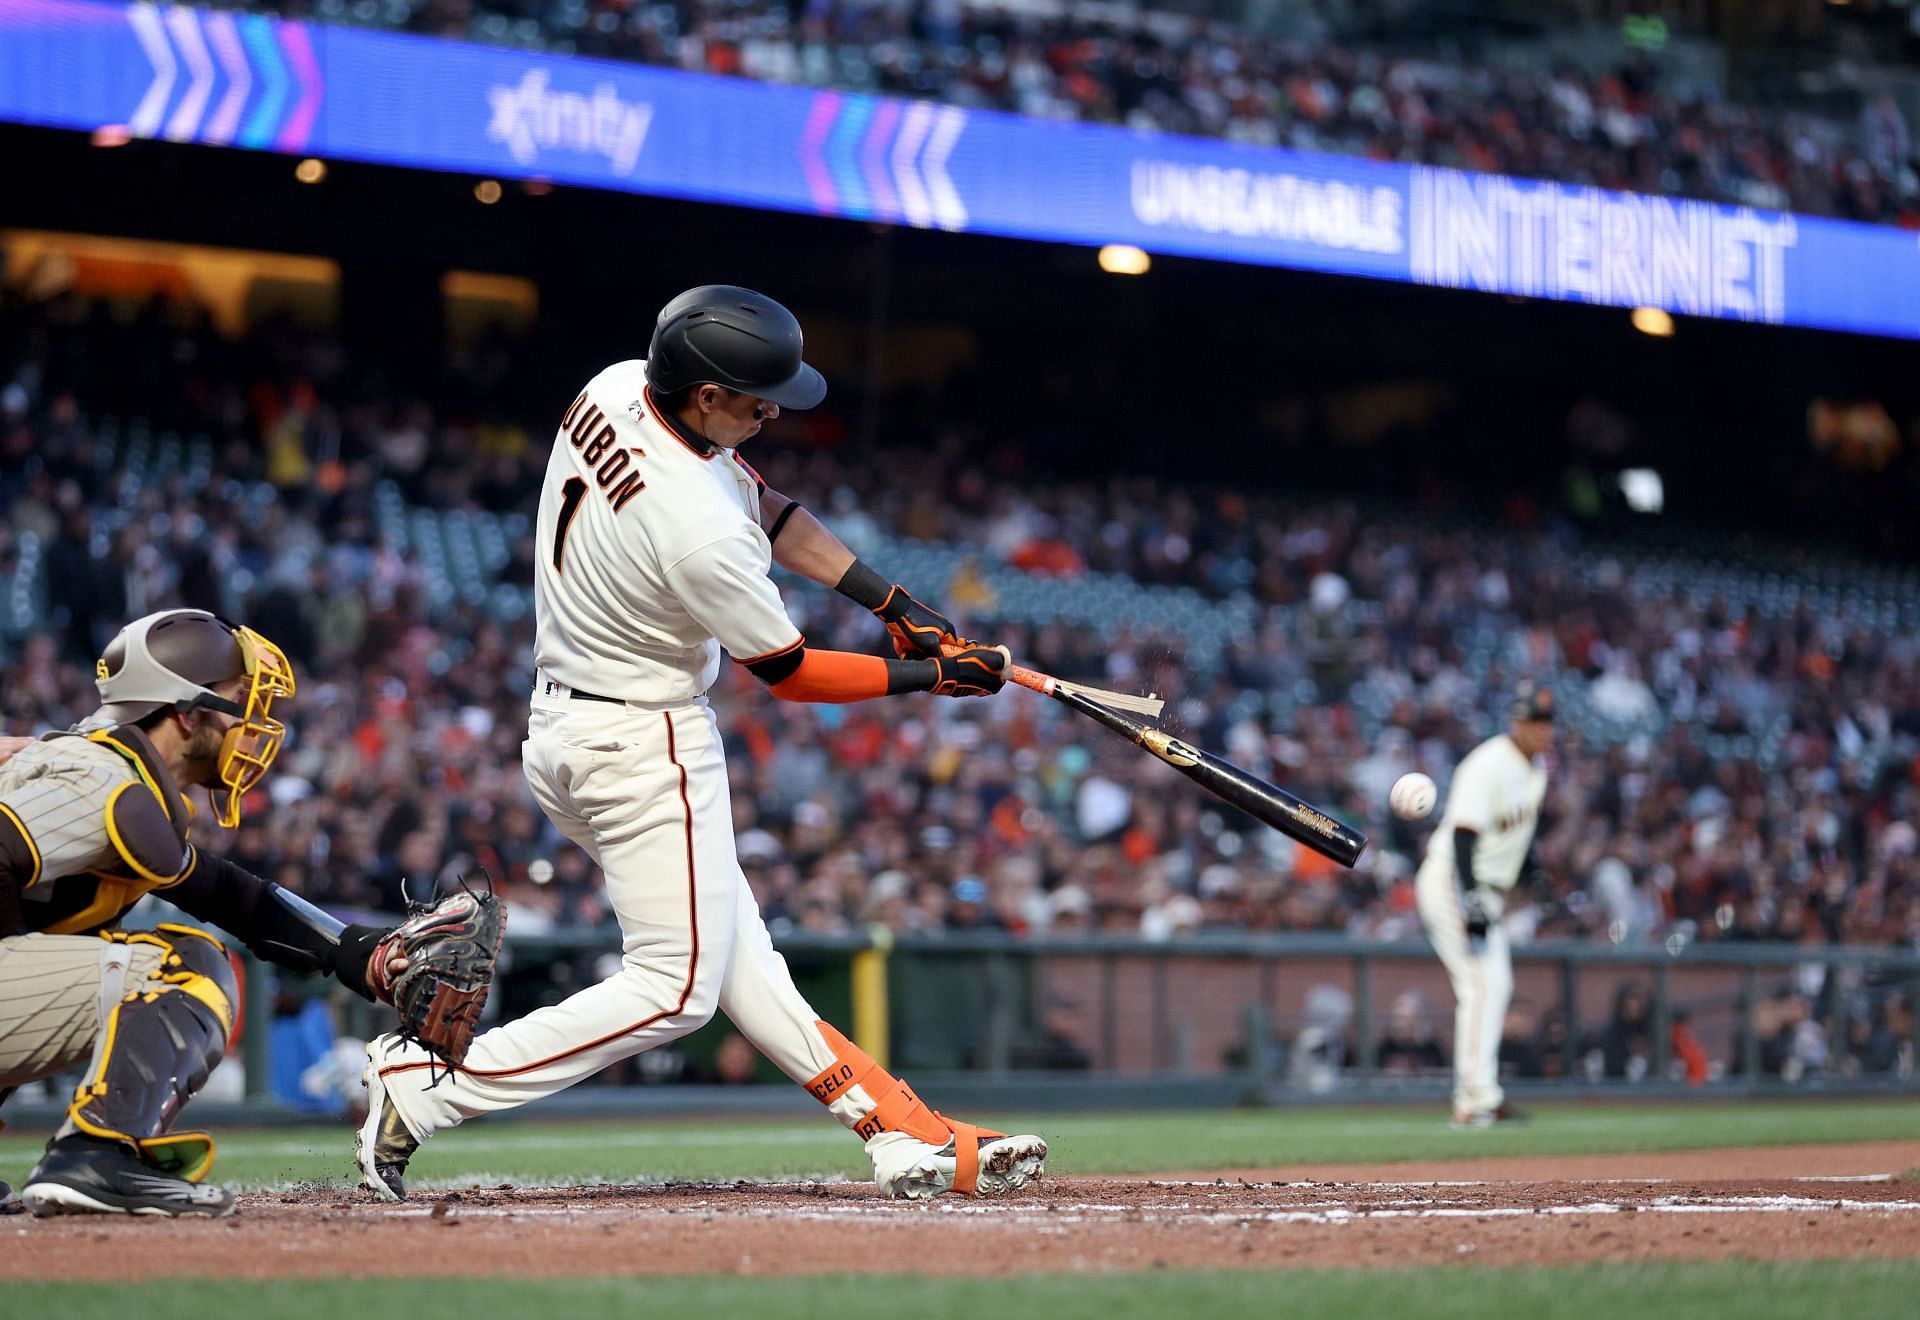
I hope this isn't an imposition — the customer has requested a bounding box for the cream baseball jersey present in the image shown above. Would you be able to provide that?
[1422,733,1547,890]
[532,359,805,703]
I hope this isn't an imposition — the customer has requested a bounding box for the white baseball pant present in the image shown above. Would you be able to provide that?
[373,697,906,1142]
[1415,858,1512,1116]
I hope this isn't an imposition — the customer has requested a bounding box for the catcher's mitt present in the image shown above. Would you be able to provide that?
[369,885,506,1070]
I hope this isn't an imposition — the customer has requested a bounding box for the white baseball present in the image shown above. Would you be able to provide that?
[1389,772,1436,821]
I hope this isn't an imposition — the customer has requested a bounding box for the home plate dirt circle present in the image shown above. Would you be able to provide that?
[8,1141,1919,1280]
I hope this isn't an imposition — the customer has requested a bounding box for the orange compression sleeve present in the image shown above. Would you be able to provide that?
[739,644,938,703]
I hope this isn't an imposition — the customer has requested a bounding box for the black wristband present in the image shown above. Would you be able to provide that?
[884,659,938,695]
[767,501,803,544]
[1453,828,1480,891]
[332,923,390,1001]
[835,559,894,612]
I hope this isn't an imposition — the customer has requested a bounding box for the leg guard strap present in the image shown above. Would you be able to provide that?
[804,1022,1004,1169]
[64,926,236,1183]
[947,1121,985,1195]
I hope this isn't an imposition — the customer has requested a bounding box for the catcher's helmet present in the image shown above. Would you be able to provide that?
[94,609,296,826]
[646,285,826,410]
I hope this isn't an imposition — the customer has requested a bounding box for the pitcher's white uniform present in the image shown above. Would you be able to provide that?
[1415,733,1547,1118]
[370,361,882,1136]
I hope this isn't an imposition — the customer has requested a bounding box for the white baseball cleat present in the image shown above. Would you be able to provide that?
[868,1129,1048,1200]
[356,1035,421,1202]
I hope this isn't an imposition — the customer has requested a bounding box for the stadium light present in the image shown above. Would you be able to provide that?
[1631,307,1675,337]
[474,179,503,205]
[1098,245,1151,276]
[294,158,326,185]
[1620,469,1665,514]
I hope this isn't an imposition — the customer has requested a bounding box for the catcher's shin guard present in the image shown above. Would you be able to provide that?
[803,1021,1044,1196]
[61,925,236,1183]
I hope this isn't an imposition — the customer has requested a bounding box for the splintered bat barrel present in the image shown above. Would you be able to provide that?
[1049,687,1368,868]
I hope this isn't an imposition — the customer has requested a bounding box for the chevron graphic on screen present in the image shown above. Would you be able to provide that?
[797,96,968,230]
[2,0,1918,339]
[110,1,321,148]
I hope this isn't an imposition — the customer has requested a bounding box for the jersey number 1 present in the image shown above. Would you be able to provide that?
[552,476,587,574]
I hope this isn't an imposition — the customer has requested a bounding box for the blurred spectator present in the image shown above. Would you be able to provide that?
[1010,994,1094,1071]
[1287,983,1353,1093]
[1586,982,1655,1080]
[1377,989,1446,1075]
[1497,996,1545,1080]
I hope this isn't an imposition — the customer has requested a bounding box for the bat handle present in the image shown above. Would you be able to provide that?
[934,644,1055,699]
[1007,664,1056,697]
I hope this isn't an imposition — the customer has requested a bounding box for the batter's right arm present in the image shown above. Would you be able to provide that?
[758,486,971,659]
[669,535,1009,703]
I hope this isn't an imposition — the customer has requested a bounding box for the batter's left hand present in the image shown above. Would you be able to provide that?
[929,644,1011,698]
[875,585,969,659]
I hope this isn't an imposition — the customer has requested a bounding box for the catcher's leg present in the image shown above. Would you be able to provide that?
[22,925,238,1217]
[716,881,1047,1199]
[362,705,739,1197]
[0,933,167,1216]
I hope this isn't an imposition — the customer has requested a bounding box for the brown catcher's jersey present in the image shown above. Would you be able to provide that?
[0,723,198,937]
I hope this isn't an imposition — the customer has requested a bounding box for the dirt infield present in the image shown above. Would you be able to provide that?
[9,1141,1919,1280]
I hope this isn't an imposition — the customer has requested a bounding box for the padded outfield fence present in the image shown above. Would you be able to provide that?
[3,928,1907,1130]
[284,930,1920,1109]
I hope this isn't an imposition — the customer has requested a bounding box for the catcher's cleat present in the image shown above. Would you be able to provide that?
[357,1041,419,1202]
[869,1131,1048,1200]
[20,1136,234,1218]
[0,1178,24,1216]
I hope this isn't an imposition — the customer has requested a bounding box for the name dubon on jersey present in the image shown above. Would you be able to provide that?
[533,360,805,703]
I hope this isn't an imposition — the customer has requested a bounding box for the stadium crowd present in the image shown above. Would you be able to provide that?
[3,283,1918,1079]
[219,0,1920,224]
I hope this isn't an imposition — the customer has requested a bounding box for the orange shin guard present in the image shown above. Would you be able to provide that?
[805,1021,1004,1193]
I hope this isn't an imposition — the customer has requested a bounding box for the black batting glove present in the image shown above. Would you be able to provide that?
[875,585,967,660]
[929,645,1010,698]
[1461,887,1496,943]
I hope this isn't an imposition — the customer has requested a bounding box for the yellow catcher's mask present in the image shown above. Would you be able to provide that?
[210,626,295,828]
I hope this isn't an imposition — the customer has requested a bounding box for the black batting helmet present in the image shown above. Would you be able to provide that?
[1511,680,1556,722]
[646,285,827,410]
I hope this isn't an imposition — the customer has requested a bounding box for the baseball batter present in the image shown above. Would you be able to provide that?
[1415,683,1554,1127]
[360,286,1048,1200]
[0,610,420,1216]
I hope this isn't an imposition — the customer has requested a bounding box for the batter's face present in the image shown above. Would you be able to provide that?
[689,385,778,449]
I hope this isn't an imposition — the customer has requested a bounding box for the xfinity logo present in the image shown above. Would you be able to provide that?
[487,69,653,174]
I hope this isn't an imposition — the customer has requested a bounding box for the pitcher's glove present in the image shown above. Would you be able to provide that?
[1461,886,1496,944]
[875,585,972,660]
[366,888,506,1067]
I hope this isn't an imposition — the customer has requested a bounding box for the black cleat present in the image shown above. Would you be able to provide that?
[21,1136,235,1217]
[0,1178,24,1216]
[1491,1103,1530,1125]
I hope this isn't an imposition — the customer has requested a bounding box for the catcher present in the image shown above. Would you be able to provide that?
[0,609,502,1217]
